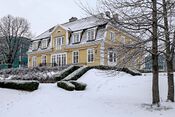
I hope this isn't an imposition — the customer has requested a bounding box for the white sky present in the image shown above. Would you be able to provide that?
[0,0,97,36]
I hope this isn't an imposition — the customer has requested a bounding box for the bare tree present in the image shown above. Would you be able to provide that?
[0,15,31,68]
[79,0,167,105]
[161,0,175,102]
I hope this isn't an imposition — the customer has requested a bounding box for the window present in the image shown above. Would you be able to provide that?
[32,56,37,67]
[108,50,116,63]
[55,37,63,50]
[41,55,47,65]
[110,32,115,42]
[73,51,79,64]
[53,53,67,66]
[51,55,56,66]
[41,39,48,49]
[73,33,80,43]
[87,49,94,63]
[32,41,38,50]
[87,29,95,41]
[121,36,125,44]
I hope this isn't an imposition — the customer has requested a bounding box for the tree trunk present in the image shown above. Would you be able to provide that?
[162,0,174,102]
[167,59,174,102]
[152,0,160,105]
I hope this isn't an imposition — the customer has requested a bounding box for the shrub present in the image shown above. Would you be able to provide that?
[63,66,92,81]
[54,65,80,81]
[69,81,87,91]
[57,81,75,91]
[0,80,39,91]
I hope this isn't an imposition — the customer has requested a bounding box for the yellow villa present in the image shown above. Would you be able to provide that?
[28,15,142,68]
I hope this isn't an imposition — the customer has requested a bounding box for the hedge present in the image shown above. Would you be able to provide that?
[0,80,39,91]
[54,65,80,81]
[91,65,141,76]
[57,81,75,91]
[69,81,87,91]
[63,66,92,81]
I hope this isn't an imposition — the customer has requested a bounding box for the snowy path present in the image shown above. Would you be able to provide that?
[0,69,175,117]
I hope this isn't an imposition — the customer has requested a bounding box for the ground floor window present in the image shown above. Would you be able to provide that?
[51,53,67,66]
[73,51,79,64]
[32,56,37,67]
[108,50,116,63]
[87,49,94,63]
[41,55,47,65]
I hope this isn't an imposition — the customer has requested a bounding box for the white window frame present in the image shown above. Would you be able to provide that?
[72,32,80,43]
[32,56,37,67]
[32,41,38,50]
[51,55,56,66]
[121,36,126,44]
[41,39,48,49]
[110,31,115,42]
[87,29,95,41]
[51,53,67,67]
[55,36,64,50]
[41,55,47,64]
[72,51,79,64]
[87,48,95,63]
[108,50,117,66]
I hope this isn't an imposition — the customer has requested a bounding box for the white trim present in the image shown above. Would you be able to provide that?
[86,27,97,41]
[107,50,117,66]
[41,54,47,64]
[51,52,67,66]
[72,50,79,64]
[66,31,69,45]
[100,42,105,65]
[32,56,37,67]
[87,48,95,63]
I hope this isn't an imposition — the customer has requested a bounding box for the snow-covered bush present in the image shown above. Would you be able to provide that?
[0,80,39,91]
[63,66,91,81]
[69,81,87,91]
[92,65,141,76]
[57,81,75,91]
[53,65,80,81]
[0,66,69,82]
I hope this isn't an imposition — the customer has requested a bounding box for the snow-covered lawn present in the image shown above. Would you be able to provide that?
[0,69,174,117]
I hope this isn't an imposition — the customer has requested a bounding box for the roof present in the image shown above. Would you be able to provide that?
[32,15,107,41]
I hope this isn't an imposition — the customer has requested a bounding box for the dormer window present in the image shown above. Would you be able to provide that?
[87,29,95,41]
[55,36,63,50]
[72,33,80,43]
[32,41,38,50]
[41,39,48,49]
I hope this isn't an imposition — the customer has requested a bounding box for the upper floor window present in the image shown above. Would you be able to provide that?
[87,29,95,41]
[72,33,80,43]
[72,51,79,64]
[55,36,63,50]
[110,32,115,42]
[32,41,38,50]
[87,49,94,63]
[120,36,126,44]
[41,39,48,49]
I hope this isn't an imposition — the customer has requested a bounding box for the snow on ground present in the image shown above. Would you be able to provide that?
[0,69,175,117]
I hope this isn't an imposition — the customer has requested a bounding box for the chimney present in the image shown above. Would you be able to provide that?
[113,13,119,21]
[69,17,78,22]
[105,11,111,18]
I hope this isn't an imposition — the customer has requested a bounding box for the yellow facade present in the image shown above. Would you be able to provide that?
[28,23,142,69]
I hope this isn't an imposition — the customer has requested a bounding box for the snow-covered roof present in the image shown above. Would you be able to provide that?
[32,16,107,41]
[62,16,107,31]
[34,26,55,40]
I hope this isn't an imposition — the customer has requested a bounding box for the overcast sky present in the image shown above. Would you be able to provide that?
[0,0,97,36]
